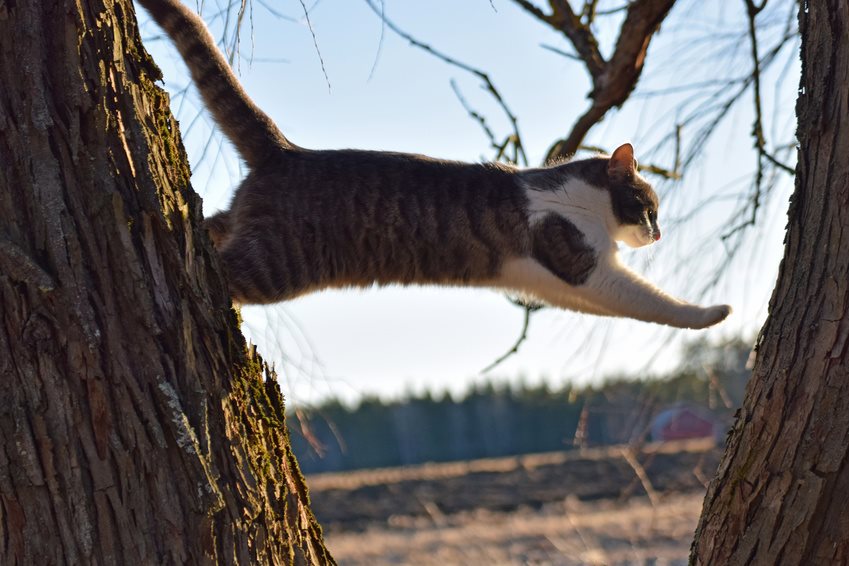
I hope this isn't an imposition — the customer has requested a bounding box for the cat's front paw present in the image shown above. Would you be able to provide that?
[695,304,732,329]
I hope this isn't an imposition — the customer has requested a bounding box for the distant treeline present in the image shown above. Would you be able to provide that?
[289,338,751,474]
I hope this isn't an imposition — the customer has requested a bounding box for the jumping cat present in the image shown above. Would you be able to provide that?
[138,0,731,330]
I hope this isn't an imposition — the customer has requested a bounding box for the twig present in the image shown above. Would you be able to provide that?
[577,144,681,180]
[743,0,766,232]
[581,0,603,23]
[673,123,682,176]
[595,3,631,17]
[363,0,527,166]
[720,0,796,241]
[692,453,711,488]
[620,449,659,500]
[620,446,660,507]
[539,42,581,61]
[638,163,682,180]
[703,364,734,409]
[480,301,541,373]
[256,0,297,21]
[574,403,589,448]
[762,149,795,175]
[657,26,799,180]
[366,0,385,81]
[450,80,498,153]
[451,80,525,165]
[297,0,331,91]
[293,408,326,456]
[230,0,250,69]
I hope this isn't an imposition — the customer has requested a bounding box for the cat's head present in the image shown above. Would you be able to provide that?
[525,143,662,247]
[540,143,661,248]
[603,143,661,248]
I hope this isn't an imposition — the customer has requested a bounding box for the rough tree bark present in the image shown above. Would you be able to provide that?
[691,2,849,564]
[0,1,332,564]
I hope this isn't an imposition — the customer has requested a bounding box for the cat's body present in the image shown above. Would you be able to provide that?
[139,0,731,329]
[211,150,529,302]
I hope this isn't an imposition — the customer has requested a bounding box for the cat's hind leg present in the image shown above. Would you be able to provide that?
[217,229,316,305]
[204,211,233,249]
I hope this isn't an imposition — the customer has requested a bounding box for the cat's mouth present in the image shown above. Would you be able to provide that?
[620,223,659,248]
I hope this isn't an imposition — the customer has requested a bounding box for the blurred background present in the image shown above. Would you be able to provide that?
[140,0,799,562]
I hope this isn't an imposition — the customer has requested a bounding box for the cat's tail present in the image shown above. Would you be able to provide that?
[136,0,295,168]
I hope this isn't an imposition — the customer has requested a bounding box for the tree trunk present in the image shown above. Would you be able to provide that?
[0,1,332,564]
[691,2,849,564]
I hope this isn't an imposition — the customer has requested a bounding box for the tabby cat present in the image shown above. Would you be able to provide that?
[138,0,731,330]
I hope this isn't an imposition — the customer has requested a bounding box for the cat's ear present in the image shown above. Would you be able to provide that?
[608,143,636,180]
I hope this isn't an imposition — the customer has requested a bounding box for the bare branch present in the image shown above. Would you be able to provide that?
[451,79,499,150]
[451,80,527,165]
[716,0,796,240]
[255,0,298,22]
[363,0,527,165]
[638,163,682,180]
[481,301,542,374]
[595,3,630,17]
[703,365,734,409]
[654,25,799,181]
[367,0,386,80]
[545,102,608,162]
[539,42,581,61]
[512,0,678,162]
[297,0,331,91]
[620,446,660,507]
[745,0,795,175]
[576,144,682,180]
[762,150,795,175]
[580,0,601,25]
[548,0,607,79]
[744,0,767,231]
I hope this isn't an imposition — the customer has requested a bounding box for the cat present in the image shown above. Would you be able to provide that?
[138,0,731,330]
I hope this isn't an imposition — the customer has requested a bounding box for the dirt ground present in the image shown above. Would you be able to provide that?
[306,439,719,565]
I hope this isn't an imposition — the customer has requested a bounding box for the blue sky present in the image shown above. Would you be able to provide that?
[139,0,799,405]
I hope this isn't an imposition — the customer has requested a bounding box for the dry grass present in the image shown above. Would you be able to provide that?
[307,440,717,564]
[326,492,703,565]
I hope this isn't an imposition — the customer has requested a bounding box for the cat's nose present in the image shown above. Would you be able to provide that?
[654,229,661,241]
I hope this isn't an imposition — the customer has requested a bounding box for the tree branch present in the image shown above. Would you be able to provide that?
[720,0,796,240]
[510,0,677,161]
[451,79,525,163]
[363,0,527,165]
[550,1,606,79]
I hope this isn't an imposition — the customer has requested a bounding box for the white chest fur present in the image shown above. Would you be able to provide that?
[487,178,731,329]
